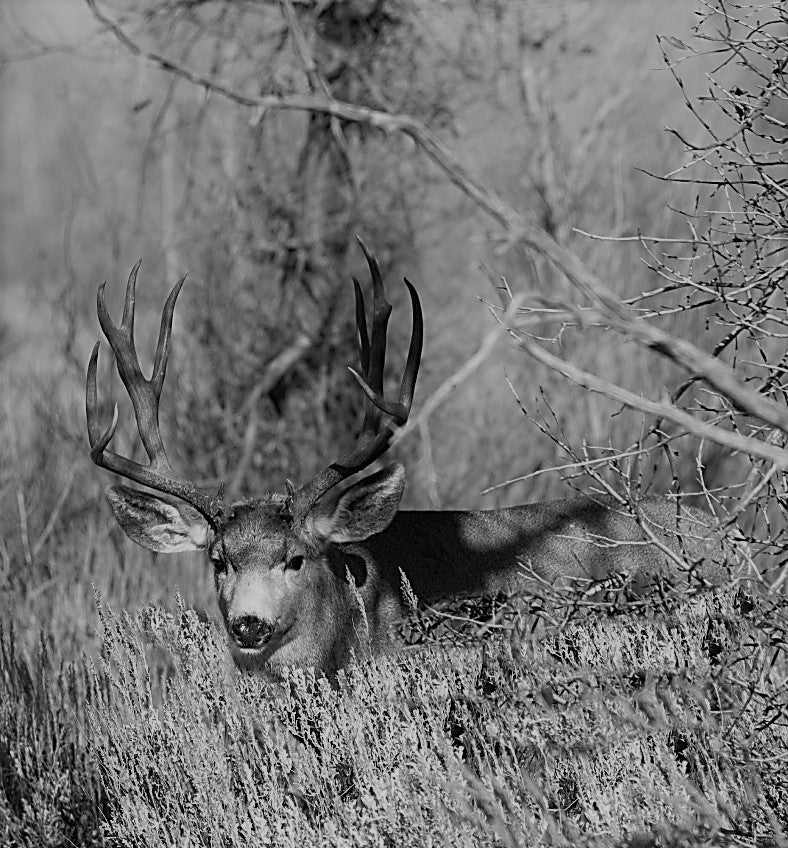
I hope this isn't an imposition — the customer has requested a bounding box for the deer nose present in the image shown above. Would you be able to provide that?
[230,615,274,649]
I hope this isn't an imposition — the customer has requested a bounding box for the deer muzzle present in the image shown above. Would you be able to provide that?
[230,615,275,649]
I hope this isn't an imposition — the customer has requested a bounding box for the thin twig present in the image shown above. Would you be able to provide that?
[16,489,32,569]
[32,465,77,558]
[229,334,311,499]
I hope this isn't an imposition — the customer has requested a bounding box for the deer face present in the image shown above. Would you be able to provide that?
[105,464,405,675]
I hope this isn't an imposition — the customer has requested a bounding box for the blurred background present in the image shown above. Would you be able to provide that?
[1,0,713,647]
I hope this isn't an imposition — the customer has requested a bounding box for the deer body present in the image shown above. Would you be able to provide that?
[361,499,712,602]
[88,246,727,680]
[324,497,723,672]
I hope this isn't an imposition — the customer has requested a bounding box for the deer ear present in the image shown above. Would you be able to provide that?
[306,463,406,544]
[105,485,210,553]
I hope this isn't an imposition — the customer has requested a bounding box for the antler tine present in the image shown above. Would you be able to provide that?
[152,275,187,396]
[347,277,423,426]
[357,237,392,432]
[97,270,169,465]
[292,241,423,523]
[87,341,112,451]
[87,265,222,526]
[352,277,370,377]
[398,279,423,414]
[120,259,141,338]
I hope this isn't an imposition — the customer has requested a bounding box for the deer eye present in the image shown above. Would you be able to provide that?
[210,553,227,574]
[285,554,304,572]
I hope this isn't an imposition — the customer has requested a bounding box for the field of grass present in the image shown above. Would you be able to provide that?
[2,0,787,845]
[5,582,785,846]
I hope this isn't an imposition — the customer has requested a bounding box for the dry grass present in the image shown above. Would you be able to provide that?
[4,579,785,846]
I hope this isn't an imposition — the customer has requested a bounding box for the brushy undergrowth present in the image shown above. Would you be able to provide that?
[3,583,786,847]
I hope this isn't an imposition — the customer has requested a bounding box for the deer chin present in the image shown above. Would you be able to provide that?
[230,625,336,678]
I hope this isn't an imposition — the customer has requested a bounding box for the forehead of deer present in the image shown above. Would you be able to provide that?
[209,496,294,551]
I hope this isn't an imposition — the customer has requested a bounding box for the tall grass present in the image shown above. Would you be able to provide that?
[3,580,786,845]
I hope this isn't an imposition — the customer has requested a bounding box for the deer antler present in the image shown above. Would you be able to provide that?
[291,239,423,522]
[86,262,224,526]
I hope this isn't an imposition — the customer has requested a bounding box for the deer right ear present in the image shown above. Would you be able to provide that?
[304,463,406,544]
[105,485,210,553]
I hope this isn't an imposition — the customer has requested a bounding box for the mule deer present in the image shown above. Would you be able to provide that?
[87,243,731,677]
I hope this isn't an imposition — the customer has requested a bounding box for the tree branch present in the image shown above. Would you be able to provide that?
[86,0,788,440]
[513,330,788,470]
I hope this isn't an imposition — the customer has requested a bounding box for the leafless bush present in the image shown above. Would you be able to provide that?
[499,1,786,548]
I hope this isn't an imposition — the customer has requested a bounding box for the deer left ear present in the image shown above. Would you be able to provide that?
[305,463,406,544]
[105,485,211,553]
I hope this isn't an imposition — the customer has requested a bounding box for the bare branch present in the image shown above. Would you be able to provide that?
[229,334,312,500]
[512,330,788,471]
[280,0,329,97]
[86,0,788,442]
[392,295,525,450]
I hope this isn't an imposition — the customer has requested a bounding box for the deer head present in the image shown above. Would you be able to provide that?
[86,242,422,675]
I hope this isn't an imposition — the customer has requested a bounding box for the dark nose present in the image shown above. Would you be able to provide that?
[230,615,274,649]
